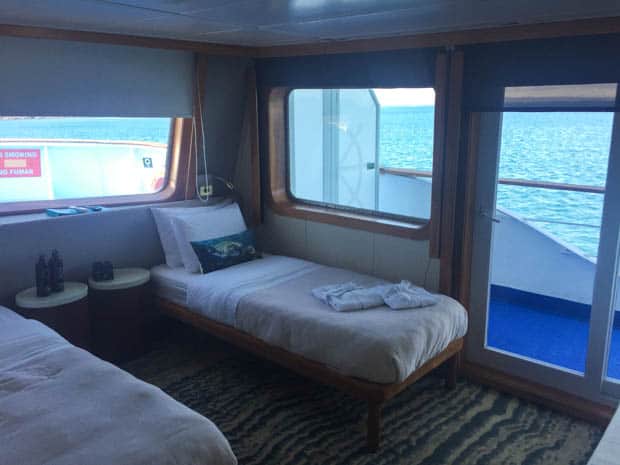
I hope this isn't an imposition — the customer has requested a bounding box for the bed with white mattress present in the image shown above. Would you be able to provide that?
[151,254,467,450]
[0,306,237,465]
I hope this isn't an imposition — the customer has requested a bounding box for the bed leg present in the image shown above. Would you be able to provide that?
[445,354,458,389]
[367,401,382,452]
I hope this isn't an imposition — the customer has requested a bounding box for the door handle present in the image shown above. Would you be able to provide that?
[366,162,376,170]
[479,208,500,223]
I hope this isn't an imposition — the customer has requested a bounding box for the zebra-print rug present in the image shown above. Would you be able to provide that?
[125,343,602,465]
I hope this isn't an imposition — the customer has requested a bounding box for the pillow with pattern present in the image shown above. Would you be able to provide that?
[191,229,260,274]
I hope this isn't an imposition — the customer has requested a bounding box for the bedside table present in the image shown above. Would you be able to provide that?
[15,282,90,350]
[89,268,151,363]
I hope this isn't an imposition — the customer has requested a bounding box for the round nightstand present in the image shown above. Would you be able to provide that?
[15,282,90,349]
[89,268,151,363]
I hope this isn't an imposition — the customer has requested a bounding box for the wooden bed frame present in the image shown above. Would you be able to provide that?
[156,297,464,451]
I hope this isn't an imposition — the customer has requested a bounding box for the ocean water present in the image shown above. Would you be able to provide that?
[0,117,171,143]
[0,113,611,259]
[380,107,613,259]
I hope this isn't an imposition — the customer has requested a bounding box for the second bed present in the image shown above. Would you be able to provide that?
[151,254,467,449]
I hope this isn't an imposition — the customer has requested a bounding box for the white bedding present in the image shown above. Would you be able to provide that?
[152,256,468,384]
[0,306,237,465]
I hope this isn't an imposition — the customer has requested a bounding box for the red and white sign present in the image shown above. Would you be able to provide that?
[0,149,41,178]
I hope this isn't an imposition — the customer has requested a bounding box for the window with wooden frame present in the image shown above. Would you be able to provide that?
[0,117,192,215]
[0,36,197,215]
[266,53,448,240]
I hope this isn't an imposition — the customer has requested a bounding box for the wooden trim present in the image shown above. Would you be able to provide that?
[429,52,448,258]
[257,16,620,57]
[457,114,481,312]
[4,16,620,59]
[156,296,464,449]
[265,82,440,240]
[265,86,432,238]
[272,200,431,239]
[462,361,615,427]
[438,50,465,296]
[0,117,193,216]
[247,64,262,226]
[0,23,253,55]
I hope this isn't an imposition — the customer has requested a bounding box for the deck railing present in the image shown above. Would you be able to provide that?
[380,166,605,236]
[380,167,605,194]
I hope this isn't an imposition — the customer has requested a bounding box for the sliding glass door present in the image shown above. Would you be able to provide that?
[467,87,620,402]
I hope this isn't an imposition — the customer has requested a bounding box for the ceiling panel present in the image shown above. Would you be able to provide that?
[124,16,236,38]
[0,0,163,31]
[0,0,619,46]
[186,0,437,26]
[267,0,620,41]
[97,0,242,15]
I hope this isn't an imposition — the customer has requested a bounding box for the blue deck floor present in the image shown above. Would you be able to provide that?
[487,285,620,379]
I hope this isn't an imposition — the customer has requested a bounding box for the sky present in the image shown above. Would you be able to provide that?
[373,88,435,107]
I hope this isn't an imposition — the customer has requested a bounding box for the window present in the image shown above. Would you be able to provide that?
[0,117,173,205]
[287,88,436,222]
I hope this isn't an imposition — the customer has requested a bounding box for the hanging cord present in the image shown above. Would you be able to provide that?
[194,58,210,202]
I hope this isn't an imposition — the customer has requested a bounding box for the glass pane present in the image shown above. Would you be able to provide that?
[606,259,620,379]
[486,111,613,373]
[288,88,435,220]
[0,117,172,202]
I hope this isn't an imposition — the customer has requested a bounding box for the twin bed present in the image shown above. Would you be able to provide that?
[0,306,237,465]
[2,202,467,459]
[151,253,468,450]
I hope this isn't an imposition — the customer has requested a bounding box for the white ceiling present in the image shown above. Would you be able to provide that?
[1,0,620,47]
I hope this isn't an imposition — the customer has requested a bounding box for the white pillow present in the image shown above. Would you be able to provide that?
[171,203,247,273]
[151,200,232,267]
[151,207,193,267]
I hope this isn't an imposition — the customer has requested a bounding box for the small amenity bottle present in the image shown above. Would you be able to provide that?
[35,255,51,297]
[49,249,64,293]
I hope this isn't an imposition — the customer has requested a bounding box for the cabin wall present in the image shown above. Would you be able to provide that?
[0,40,253,306]
[252,48,440,289]
[257,209,440,290]
[0,36,194,117]
[0,201,195,306]
[203,56,253,182]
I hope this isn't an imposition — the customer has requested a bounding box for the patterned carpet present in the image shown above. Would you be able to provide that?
[125,340,602,465]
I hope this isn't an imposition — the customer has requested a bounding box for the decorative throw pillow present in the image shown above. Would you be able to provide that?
[191,230,260,274]
[171,202,247,273]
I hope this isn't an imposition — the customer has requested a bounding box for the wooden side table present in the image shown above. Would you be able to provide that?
[89,268,151,363]
[15,282,90,350]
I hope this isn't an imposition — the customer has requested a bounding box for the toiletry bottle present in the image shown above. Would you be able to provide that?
[49,249,64,293]
[35,255,51,297]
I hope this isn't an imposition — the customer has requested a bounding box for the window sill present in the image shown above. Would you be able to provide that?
[271,199,430,240]
[0,198,205,227]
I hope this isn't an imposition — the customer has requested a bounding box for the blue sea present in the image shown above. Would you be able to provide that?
[380,107,612,259]
[0,117,171,143]
[0,113,612,259]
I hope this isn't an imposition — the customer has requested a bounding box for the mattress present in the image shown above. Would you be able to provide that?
[0,306,237,465]
[151,263,197,305]
[152,255,468,384]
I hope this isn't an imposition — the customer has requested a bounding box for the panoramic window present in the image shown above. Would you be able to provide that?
[0,117,172,204]
[287,88,435,222]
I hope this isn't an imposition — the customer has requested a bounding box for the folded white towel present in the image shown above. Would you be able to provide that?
[326,287,385,312]
[382,281,439,309]
[311,282,362,302]
[311,280,438,312]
